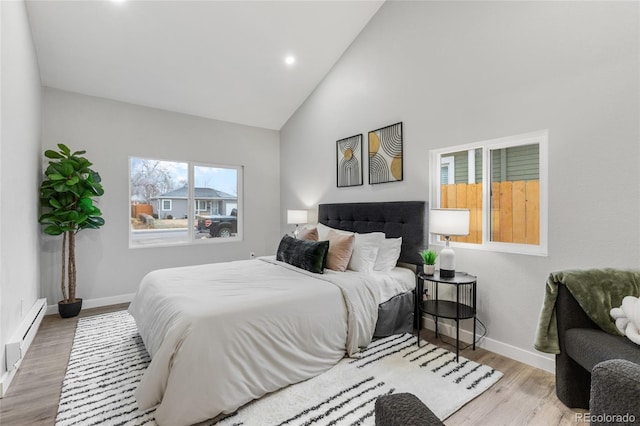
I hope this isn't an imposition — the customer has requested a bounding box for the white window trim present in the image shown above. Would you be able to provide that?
[467,149,476,184]
[429,130,548,256]
[161,199,172,211]
[129,156,243,249]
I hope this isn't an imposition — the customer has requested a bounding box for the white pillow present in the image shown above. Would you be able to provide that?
[317,222,353,240]
[316,222,330,240]
[348,232,386,273]
[374,237,402,272]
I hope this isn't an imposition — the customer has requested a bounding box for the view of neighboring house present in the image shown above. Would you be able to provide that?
[441,145,539,185]
[151,186,237,219]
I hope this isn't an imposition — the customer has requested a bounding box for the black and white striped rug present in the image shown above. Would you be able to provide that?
[56,311,502,426]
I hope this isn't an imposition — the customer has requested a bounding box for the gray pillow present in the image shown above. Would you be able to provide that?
[276,235,329,274]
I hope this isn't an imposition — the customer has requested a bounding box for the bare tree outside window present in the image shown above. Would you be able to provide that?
[130,159,181,203]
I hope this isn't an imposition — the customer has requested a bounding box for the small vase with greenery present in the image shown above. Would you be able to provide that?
[420,249,437,275]
[38,144,105,318]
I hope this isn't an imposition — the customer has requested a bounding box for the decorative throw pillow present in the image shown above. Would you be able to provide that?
[348,232,386,273]
[374,237,403,272]
[326,230,355,272]
[299,227,319,241]
[276,235,328,274]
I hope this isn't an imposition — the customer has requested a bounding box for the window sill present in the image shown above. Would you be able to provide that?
[429,239,548,257]
[129,234,242,249]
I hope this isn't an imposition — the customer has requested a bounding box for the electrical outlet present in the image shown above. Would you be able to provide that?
[250,252,255,259]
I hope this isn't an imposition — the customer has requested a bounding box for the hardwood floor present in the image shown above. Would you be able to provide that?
[0,304,585,425]
[430,331,588,425]
[0,304,130,426]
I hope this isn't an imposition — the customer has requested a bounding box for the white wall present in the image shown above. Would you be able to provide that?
[41,88,280,307]
[0,0,42,379]
[280,1,640,370]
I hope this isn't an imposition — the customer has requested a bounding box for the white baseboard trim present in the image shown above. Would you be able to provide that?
[421,316,555,373]
[45,293,136,316]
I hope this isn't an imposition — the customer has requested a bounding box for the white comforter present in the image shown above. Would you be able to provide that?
[128,258,411,426]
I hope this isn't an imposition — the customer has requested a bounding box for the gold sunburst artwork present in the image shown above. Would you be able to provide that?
[336,134,363,187]
[369,122,403,184]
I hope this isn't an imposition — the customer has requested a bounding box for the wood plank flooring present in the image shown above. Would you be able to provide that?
[0,304,586,425]
[432,331,588,425]
[0,304,130,426]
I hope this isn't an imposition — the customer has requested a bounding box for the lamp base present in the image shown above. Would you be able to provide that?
[440,268,455,278]
[439,245,456,278]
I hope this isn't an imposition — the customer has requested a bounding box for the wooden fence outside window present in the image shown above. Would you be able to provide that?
[131,203,153,219]
[440,180,540,245]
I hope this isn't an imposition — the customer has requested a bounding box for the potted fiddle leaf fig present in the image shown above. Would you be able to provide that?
[38,144,105,318]
[420,249,437,275]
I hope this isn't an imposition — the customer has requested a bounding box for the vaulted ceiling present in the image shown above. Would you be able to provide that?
[25,0,384,130]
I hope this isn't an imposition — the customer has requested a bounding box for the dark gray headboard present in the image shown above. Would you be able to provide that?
[317,201,426,265]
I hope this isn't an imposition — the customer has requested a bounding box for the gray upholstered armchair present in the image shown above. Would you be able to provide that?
[589,359,640,425]
[555,284,640,411]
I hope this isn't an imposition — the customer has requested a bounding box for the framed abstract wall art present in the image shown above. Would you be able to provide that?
[368,122,403,184]
[336,134,363,187]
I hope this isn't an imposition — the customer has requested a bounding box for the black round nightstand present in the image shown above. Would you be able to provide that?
[416,270,477,361]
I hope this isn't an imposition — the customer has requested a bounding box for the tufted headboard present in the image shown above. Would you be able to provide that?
[317,201,426,266]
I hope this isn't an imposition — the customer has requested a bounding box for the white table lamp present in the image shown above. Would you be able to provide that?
[287,209,308,238]
[429,208,470,278]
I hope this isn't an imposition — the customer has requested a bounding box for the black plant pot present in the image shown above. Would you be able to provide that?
[58,298,83,318]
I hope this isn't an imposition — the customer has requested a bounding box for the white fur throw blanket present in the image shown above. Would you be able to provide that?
[611,295,640,345]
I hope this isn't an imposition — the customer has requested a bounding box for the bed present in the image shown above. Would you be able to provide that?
[318,202,425,335]
[128,201,425,426]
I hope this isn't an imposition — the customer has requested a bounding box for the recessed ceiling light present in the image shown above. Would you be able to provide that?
[285,56,296,66]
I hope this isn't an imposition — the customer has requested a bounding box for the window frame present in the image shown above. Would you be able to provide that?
[194,199,208,214]
[161,199,172,211]
[429,130,548,256]
[128,156,243,249]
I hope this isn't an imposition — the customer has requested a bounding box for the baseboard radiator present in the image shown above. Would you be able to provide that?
[2,298,47,396]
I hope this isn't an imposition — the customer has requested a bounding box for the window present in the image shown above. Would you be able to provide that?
[129,157,242,248]
[429,130,548,255]
[195,200,208,214]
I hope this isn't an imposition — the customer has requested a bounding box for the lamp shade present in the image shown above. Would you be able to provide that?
[429,208,470,236]
[287,209,308,225]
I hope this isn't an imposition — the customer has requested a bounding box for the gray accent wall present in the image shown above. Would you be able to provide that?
[41,88,280,307]
[280,1,640,370]
[0,0,43,384]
